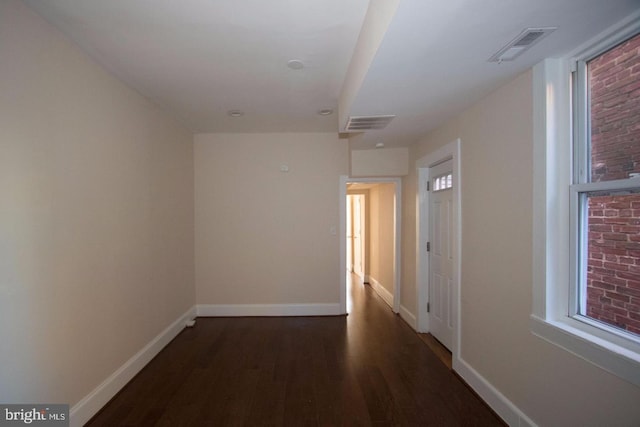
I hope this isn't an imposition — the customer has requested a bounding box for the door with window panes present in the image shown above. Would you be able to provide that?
[429,161,454,350]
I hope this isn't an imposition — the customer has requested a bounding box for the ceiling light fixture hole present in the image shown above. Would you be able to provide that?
[287,59,304,70]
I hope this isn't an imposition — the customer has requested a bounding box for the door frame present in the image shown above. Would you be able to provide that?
[416,139,461,360]
[339,176,402,315]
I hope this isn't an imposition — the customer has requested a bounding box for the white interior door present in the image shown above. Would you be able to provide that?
[353,195,364,279]
[429,160,454,350]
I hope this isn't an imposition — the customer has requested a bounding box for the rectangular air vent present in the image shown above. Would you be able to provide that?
[345,115,395,131]
[488,27,556,63]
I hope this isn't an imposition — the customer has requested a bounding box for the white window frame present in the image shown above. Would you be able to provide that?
[532,13,640,387]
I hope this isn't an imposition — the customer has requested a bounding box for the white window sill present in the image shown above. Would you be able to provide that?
[531,315,640,387]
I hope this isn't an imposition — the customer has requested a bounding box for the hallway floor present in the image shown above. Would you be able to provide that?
[87,277,503,426]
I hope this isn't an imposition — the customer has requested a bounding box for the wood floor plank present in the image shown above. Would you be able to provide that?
[86,277,504,426]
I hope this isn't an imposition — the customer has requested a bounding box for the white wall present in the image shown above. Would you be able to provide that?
[0,0,194,409]
[195,133,347,309]
[403,70,640,425]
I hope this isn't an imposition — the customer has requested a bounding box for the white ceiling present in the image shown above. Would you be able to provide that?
[24,0,369,133]
[349,0,640,148]
[24,0,640,148]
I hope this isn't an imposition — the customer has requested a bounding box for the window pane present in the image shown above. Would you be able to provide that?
[588,32,640,182]
[585,190,640,336]
[433,174,453,192]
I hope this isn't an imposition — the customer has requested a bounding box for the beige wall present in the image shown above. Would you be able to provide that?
[350,147,409,177]
[402,70,640,425]
[195,133,347,305]
[0,0,194,408]
[368,183,395,294]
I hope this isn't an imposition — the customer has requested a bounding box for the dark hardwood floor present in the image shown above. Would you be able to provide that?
[416,333,452,371]
[87,276,503,426]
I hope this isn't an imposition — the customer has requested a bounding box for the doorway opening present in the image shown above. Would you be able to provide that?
[346,193,365,282]
[339,177,402,315]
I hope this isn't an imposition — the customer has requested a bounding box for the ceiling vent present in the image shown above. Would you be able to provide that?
[345,115,395,131]
[488,27,557,63]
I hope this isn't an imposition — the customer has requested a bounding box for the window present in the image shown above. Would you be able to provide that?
[532,16,640,387]
[433,173,452,191]
[572,32,640,339]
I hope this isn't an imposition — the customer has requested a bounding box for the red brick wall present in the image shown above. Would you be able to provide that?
[589,32,640,182]
[586,33,640,335]
[587,195,640,334]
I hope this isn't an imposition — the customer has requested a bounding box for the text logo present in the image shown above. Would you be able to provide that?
[0,405,68,426]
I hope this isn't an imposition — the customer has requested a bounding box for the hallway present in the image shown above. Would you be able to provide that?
[87,278,502,426]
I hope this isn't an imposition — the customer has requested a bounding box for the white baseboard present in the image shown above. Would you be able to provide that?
[399,305,417,330]
[70,306,196,427]
[369,277,393,309]
[454,357,536,427]
[196,303,341,317]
